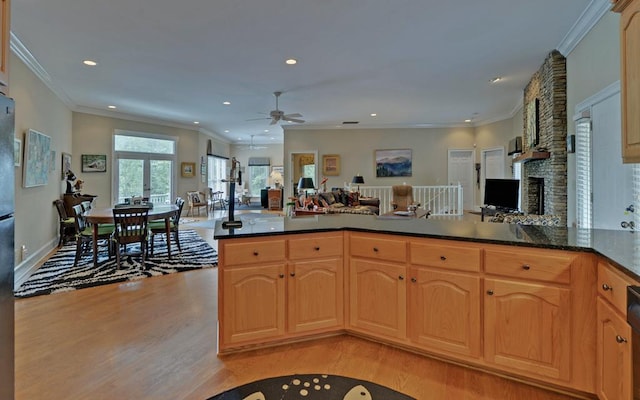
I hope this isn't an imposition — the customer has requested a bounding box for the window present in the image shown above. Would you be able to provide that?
[248,157,271,196]
[208,155,228,197]
[113,131,177,205]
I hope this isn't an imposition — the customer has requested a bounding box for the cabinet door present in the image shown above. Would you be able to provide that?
[597,298,632,400]
[484,278,571,382]
[408,268,480,358]
[289,258,344,333]
[349,259,406,339]
[619,0,640,162]
[221,264,286,347]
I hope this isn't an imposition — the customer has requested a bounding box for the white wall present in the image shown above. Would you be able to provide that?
[10,53,73,275]
[72,113,229,208]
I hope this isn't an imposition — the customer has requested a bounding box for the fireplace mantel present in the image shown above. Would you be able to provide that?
[513,150,550,163]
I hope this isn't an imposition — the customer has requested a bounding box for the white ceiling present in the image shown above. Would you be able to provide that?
[11,0,604,144]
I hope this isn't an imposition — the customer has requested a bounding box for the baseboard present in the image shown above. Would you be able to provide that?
[14,238,58,289]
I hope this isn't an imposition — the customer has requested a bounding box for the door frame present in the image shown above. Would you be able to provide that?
[447,149,475,211]
[112,151,176,205]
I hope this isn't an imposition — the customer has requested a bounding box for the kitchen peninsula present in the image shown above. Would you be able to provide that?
[214,214,640,399]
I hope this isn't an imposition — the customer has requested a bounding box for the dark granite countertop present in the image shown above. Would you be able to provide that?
[214,214,640,281]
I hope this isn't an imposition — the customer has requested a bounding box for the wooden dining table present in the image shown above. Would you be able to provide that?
[85,204,179,267]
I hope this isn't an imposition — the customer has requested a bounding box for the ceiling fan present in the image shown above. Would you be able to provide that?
[248,91,305,125]
[241,135,268,150]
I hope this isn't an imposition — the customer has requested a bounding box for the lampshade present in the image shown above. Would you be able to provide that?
[269,170,283,185]
[352,175,365,184]
[297,177,315,190]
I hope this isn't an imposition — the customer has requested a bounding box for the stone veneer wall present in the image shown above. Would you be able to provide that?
[522,50,567,225]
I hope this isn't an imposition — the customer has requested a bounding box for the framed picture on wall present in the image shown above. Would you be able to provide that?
[322,154,340,176]
[181,162,196,177]
[81,154,107,172]
[14,138,21,167]
[375,149,412,177]
[61,152,72,180]
[23,129,51,188]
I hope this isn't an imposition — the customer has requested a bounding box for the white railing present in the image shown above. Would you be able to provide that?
[359,184,463,215]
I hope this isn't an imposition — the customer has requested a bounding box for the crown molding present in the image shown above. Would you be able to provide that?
[557,0,612,56]
[10,32,76,108]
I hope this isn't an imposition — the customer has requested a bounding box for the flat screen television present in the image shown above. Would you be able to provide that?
[484,179,520,211]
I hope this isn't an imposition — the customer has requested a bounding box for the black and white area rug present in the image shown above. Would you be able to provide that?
[207,374,415,400]
[14,230,217,298]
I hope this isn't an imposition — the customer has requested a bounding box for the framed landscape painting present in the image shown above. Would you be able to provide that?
[375,149,412,177]
[23,129,51,188]
[81,154,107,172]
[322,154,340,176]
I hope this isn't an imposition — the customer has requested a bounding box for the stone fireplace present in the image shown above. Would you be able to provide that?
[520,50,567,225]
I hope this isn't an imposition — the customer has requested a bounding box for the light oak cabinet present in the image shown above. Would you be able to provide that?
[612,0,640,162]
[349,258,407,339]
[219,234,343,351]
[0,0,9,92]
[596,261,635,400]
[408,267,481,358]
[484,278,571,381]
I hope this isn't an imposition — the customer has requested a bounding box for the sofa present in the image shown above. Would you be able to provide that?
[297,188,380,215]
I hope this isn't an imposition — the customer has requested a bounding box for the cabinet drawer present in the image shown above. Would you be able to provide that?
[598,261,637,315]
[350,234,406,263]
[484,247,572,284]
[410,241,481,272]
[222,240,286,266]
[289,235,343,260]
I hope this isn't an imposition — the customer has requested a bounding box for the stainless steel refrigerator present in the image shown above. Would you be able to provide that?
[0,94,15,399]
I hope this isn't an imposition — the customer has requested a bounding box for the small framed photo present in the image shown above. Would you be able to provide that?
[181,162,196,177]
[322,154,340,176]
[14,138,21,167]
[61,152,72,180]
[81,154,107,172]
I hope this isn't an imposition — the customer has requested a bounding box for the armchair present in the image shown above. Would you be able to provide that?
[391,185,420,211]
[186,191,208,216]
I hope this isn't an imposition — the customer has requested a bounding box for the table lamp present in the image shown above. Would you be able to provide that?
[297,177,315,199]
[352,175,365,192]
[270,170,283,188]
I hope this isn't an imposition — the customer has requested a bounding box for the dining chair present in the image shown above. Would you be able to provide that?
[149,197,185,256]
[53,199,76,247]
[71,204,114,267]
[186,191,208,216]
[111,206,150,269]
[209,188,226,211]
[80,200,93,212]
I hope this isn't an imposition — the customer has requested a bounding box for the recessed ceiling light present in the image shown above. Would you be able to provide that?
[489,77,502,83]
[224,130,230,133]
[370,113,377,117]
[464,119,472,122]
[107,105,116,109]
[83,60,98,66]
[264,129,269,133]
[194,121,199,125]
[223,101,231,105]
[270,137,275,140]
[285,58,298,65]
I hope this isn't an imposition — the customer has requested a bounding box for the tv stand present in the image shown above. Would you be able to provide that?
[480,206,519,222]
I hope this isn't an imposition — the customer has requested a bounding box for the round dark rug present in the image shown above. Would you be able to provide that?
[207,374,415,399]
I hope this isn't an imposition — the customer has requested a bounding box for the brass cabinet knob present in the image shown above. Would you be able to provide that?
[487,290,494,296]
[616,335,628,343]
[314,246,320,251]
[290,272,296,277]
[522,264,531,270]
[440,256,446,261]
[373,247,379,252]
[411,277,417,283]
[398,275,404,280]
[253,251,259,256]
[602,283,612,291]
[279,273,285,278]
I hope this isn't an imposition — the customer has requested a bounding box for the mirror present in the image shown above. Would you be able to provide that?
[289,151,317,198]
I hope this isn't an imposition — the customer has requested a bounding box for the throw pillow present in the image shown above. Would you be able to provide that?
[347,192,360,207]
[320,192,336,205]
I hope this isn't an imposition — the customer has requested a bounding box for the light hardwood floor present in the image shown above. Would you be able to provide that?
[14,210,581,400]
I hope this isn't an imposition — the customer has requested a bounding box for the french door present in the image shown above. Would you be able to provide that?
[113,152,174,205]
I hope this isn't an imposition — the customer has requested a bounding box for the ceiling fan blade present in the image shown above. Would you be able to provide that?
[284,113,302,118]
[283,117,305,123]
[269,118,278,125]
[246,117,271,121]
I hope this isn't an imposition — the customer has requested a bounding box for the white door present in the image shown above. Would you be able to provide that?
[480,147,506,207]
[448,149,474,211]
[592,92,633,230]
